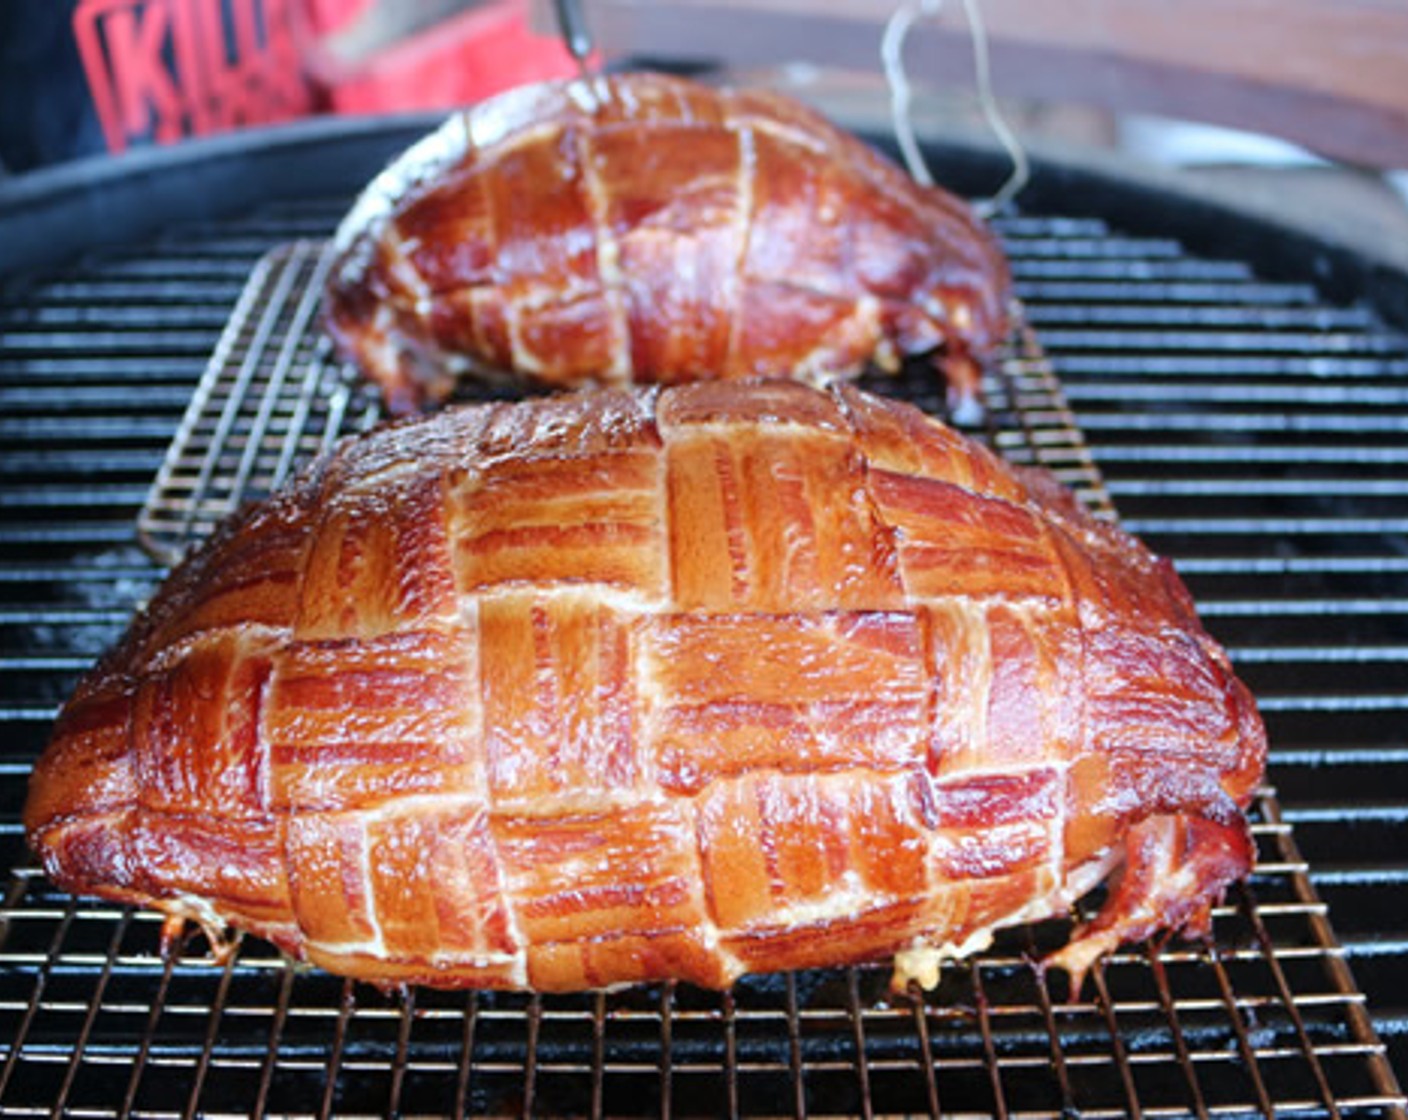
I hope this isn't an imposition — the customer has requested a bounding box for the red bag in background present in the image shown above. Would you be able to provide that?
[73,0,312,155]
[64,0,579,159]
[302,0,584,116]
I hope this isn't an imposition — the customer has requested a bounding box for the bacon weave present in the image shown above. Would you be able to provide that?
[26,383,1263,992]
[324,72,1010,422]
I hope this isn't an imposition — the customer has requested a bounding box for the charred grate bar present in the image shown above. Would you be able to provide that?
[0,238,1383,1117]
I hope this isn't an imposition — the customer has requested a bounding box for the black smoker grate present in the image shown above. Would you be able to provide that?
[0,199,1405,1118]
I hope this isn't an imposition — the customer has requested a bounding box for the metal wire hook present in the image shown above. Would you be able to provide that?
[554,0,597,76]
[881,0,1030,216]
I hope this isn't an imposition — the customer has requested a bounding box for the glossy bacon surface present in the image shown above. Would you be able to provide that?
[324,72,1010,420]
[26,383,1263,992]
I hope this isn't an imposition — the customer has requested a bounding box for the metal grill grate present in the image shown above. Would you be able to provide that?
[1,196,1405,1117]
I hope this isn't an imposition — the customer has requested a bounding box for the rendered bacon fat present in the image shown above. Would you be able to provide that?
[324,72,1010,421]
[26,383,1263,992]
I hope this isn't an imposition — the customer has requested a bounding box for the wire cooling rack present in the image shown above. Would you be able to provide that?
[2,792,1401,1115]
[135,242,381,566]
[3,239,1393,1117]
[135,240,1110,565]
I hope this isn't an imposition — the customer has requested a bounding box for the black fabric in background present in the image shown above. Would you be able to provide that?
[0,1,107,174]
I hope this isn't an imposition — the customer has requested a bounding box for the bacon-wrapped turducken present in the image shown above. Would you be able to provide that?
[324,72,1011,423]
[26,383,1263,993]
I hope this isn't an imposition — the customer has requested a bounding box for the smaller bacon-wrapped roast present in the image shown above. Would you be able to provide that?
[324,72,1010,422]
[26,383,1263,993]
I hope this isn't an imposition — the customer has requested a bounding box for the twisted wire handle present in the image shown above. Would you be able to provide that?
[881,0,1030,216]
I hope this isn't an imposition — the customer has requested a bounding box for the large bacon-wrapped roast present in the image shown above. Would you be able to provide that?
[26,382,1263,993]
[324,72,1010,422]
